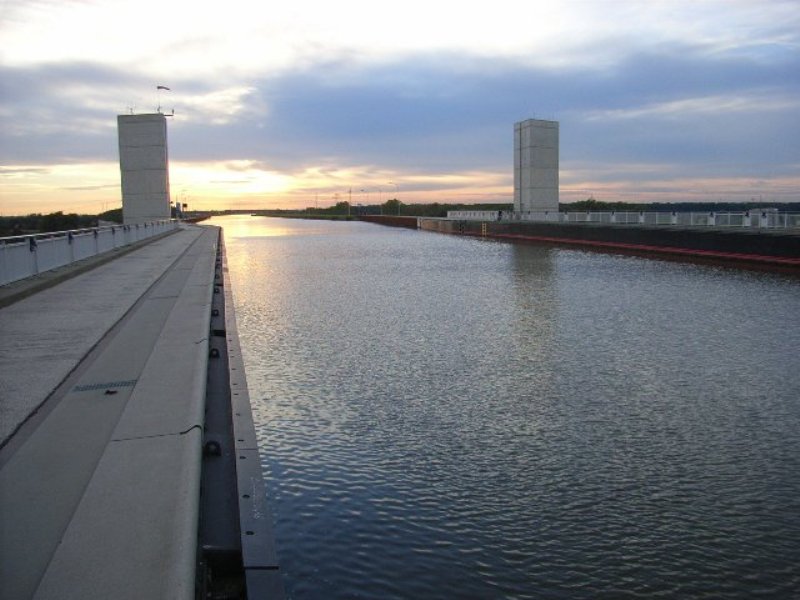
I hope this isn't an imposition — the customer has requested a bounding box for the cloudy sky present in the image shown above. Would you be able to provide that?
[1,0,798,214]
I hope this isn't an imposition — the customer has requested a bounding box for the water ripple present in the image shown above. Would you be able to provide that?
[214,216,800,599]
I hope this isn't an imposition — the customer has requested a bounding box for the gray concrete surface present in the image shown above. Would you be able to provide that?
[0,224,219,599]
[0,226,203,446]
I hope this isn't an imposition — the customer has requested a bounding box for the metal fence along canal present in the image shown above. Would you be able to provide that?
[0,220,177,286]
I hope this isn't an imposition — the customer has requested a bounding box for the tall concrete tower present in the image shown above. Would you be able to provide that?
[118,113,171,225]
[514,119,559,213]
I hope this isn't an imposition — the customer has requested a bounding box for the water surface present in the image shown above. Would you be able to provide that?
[213,215,800,599]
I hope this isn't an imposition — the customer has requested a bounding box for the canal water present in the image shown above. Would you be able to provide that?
[213,215,800,599]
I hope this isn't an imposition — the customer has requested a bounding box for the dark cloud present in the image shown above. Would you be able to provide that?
[0,63,140,162]
[60,183,118,191]
[2,44,798,193]
[170,47,799,182]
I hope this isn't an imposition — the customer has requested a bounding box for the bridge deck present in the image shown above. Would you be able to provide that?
[0,225,220,599]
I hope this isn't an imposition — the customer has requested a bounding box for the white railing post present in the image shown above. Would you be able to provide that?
[30,237,39,275]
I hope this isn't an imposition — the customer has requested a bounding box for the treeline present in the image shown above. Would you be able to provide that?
[1,212,95,237]
[0,209,124,237]
[258,198,800,219]
[257,199,515,219]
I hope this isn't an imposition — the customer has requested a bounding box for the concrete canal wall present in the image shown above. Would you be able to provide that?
[359,215,420,229]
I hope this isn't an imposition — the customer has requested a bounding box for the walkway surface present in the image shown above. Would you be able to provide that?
[0,224,219,599]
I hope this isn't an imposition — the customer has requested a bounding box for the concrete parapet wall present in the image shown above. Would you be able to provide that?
[418,218,458,234]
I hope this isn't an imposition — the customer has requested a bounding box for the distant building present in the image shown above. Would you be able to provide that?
[118,113,171,225]
[514,119,559,213]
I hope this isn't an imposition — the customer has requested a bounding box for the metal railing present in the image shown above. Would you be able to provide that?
[447,210,502,221]
[446,210,800,230]
[0,220,178,286]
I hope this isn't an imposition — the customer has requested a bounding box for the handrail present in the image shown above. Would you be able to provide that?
[0,220,179,244]
[0,220,179,286]
[446,210,800,230]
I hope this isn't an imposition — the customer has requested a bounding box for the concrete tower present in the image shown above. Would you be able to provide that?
[514,119,559,213]
[118,113,171,225]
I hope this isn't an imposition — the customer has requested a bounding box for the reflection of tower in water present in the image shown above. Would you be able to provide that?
[508,243,560,398]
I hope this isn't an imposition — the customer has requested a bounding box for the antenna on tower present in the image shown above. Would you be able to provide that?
[156,85,171,113]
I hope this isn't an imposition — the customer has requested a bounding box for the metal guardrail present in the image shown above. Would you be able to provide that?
[0,220,178,286]
[447,210,800,230]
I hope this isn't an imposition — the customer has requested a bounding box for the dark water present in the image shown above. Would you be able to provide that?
[213,215,800,599]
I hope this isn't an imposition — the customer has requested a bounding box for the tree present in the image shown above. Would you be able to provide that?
[571,197,604,211]
[97,208,123,223]
[38,211,89,232]
[382,198,401,215]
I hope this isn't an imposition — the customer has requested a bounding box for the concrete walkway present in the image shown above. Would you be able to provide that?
[0,226,199,445]
[0,224,219,599]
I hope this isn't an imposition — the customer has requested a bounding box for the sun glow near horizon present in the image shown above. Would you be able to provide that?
[4,155,795,216]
